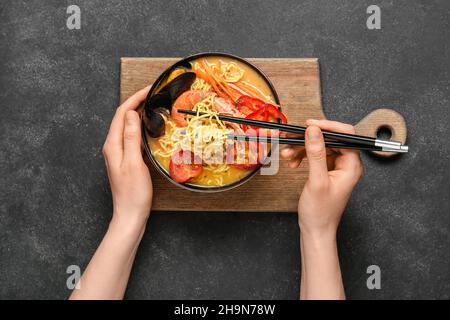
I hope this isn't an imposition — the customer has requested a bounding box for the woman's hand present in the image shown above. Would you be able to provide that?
[281,119,363,239]
[70,86,152,300]
[102,86,153,228]
[281,119,363,300]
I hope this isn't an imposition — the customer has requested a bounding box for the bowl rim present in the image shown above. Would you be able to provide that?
[141,52,281,193]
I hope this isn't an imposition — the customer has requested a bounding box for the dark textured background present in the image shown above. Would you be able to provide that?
[1,0,449,299]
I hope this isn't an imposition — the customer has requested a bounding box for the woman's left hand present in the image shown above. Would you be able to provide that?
[102,86,153,227]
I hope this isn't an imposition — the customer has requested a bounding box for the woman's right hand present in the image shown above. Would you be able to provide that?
[70,86,153,300]
[281,119,364,239]
[102,86,153,229]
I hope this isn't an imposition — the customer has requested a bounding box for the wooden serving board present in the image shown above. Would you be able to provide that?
[120,58,407,212]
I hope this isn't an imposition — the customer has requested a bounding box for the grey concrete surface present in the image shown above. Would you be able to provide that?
[0,0,449,299]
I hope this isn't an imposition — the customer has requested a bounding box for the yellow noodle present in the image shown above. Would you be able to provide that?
[219,61,244,82]
[191,78,211,92]
[152,94,234,175]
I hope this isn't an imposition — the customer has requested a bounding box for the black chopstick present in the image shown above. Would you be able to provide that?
[231,135,408,152]
[177,109,405,151]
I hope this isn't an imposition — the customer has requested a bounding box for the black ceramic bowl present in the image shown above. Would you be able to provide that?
[141,52,280,192]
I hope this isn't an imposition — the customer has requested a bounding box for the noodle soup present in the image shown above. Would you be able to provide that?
[144,54,286,190]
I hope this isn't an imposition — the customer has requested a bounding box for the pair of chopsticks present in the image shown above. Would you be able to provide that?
[177,109,409,153]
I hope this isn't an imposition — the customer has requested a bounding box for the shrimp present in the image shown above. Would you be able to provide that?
[173,90,245,134]
[213,96,245,136]
[213,97,244,118]
[172,90,210,127]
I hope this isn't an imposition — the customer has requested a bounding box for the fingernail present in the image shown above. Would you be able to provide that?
[281,148,294,158]
[307,126,321,141]
[306,119,318,125]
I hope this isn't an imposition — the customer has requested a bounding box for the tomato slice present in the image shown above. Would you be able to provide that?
[171,103,189,127]
[169,150,203,183]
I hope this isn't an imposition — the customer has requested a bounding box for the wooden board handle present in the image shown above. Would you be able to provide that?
[354,108,407,158]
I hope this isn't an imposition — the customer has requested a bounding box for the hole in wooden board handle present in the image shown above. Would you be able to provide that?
[354,108,408,158]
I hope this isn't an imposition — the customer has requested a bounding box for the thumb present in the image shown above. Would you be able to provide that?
[122,110,142,165]
[305,126,328,188]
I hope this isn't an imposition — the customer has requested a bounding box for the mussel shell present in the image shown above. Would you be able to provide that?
[144,71,196,113]
[145,91,171,111]
[143,109,166,138]
[171,60,192,71]
[143,71,196,137]
[165,71,196,101]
